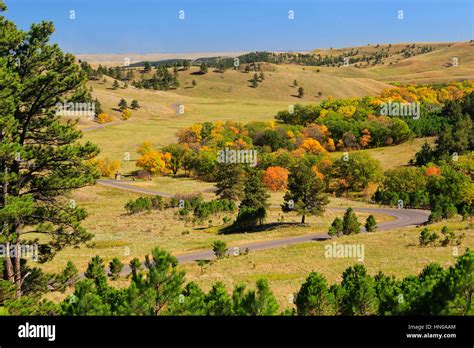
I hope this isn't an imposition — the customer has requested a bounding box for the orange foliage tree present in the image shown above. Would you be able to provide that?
[262,166,289,191]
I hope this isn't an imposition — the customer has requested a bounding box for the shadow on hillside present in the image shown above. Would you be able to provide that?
[218,221,303,235]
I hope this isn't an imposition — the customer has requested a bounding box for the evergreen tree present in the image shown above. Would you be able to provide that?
[144,61,152,72]
[200,63,208,74]
[342,208,361,234]
[252,78,258,88]
[328,217,343,237]
[94,98,103,116]
[0,4,99,295]
[340,264,379,315]
[205,282,233,315]
[365,215,377,232]
[215,163,245,201]
[131,99,140,109]
[212,240,228,259]
[113,79,120,89]
[108,258,124,280]
[296,272,335,315]
[237,169,269,226]
[192,79,197,87]
[167,282,207,315]
[183,60,191,70]
[233,279,279,315]
[130,247,185,315]
[282,162,329,223]
[118,98,127,110]
[298,86,304,98]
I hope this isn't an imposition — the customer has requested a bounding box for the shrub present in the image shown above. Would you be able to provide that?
[125,197,152,214]
[121,109,132,120]
[212,240,228,259]
[419,228,438,246]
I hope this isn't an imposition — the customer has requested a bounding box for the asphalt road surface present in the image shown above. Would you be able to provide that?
[96,179,430,266]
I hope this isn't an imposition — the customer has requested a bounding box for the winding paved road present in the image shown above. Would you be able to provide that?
[97,179,430,265]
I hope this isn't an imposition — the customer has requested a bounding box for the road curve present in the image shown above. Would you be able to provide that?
[96,179,430,265]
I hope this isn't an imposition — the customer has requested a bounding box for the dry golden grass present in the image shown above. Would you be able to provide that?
[180,218,473,310]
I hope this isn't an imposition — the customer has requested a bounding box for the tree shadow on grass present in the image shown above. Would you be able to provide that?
[218,221,303,235]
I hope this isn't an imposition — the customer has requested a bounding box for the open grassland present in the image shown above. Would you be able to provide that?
[37,184,392,274]
[330,137,436,170]
[180,218,473,310]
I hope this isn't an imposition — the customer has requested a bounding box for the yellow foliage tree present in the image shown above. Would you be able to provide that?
[121,109,132,120]
[299,138,326,154]
[93,158,121,178]
[97,113,113,124]
[136,151,170,174]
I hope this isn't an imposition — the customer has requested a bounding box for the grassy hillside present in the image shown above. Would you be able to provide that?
[180,218,472,310]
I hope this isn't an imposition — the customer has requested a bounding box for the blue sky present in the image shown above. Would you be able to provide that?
[4,0,473,54]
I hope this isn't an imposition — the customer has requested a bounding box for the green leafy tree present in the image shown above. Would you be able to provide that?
[333,152,382,192]
[282,162,329,223]
[113,79,120,89]
[342,208,361,235]
[162,143,189,175]
[144,61,152,72]
[0,4,99,295]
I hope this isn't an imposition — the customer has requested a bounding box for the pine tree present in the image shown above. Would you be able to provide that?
[328,217,343,237]
[340,264,379,315]
[365,215,377,232]
[343,208,361,234]
[200,63,208,74]
[282,162,329,224]
[113,79,120,89]
[108,258,124,280]
[94,98,103,116]
[192,79,197,87]
[296,272,335,315]
[298,86,305,98]
[144,61,152,72]
[0,4,99,295]
[131,99,140,109]
[235,169,270,227]
[118,98,127,110]
[215,163,245,201]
